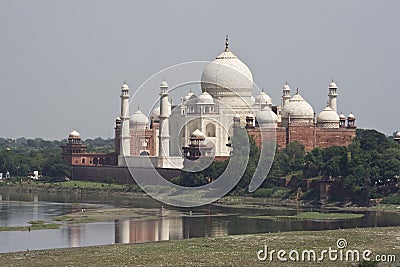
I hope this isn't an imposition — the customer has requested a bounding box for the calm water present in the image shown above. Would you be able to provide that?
[0,191,399,253]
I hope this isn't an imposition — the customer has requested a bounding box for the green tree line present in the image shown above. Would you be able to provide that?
[0,137,114,178]
[174,129,400,205]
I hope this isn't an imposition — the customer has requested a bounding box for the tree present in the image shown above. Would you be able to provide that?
[42,154,70,178]
[356,129,390,153]
[280,141,305,175]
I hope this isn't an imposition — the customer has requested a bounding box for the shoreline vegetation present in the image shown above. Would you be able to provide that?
[0,226,398,267]
[1,180,400,213]
[1,179,400,208]
[0,220,61,232]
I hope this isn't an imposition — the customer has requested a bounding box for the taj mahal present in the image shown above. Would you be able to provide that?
[62,36,357,173]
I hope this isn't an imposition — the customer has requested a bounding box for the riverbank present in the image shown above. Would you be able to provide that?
[0,179,144,195]
[0,226,398,267]
[1,180,400,214]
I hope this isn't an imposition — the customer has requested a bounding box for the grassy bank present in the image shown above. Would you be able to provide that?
[0,226,399,267]
[53,207,163,224]
[0,179,144,195]
[0,220,61,232]
[241,212,364,221]
[1,180,400,214]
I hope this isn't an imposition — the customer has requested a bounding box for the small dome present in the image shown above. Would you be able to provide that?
[329,81,337,88]
[348,113,355,119]
[317,106,339,123]
[191,129,206,139]
[160,80,168,88]
[256,107,278,124]
[69,129,80,138]
[283,83,291,91]
[121,83,129,90]
[151,107,160,118]
[131,109,149,125]
[255,91,272,105]
[184,90,196,101]
[281,92,314,119]
[233,114,240,120]
[396,132,400,138]
[116,116,121,121]
[339,113,346,119]
[196,92,214,104]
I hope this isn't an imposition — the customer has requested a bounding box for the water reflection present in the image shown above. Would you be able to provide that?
[0,190,400,253]
[114,212,230,244]
[65,225,81,247]
[115,217,183,243]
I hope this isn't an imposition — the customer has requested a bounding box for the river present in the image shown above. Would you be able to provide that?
[0,191,399,253]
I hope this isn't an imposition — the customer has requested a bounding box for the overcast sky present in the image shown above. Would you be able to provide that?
[1,0,399,140]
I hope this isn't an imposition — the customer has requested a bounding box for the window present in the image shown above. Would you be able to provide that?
[206,123,216,137]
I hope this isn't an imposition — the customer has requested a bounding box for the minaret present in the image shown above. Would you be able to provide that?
[158,80,171,168]
[282,82,291,107]
[328,80,338,113]
[120,82,131,158]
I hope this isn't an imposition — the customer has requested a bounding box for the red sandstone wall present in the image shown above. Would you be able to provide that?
[245,126,356,152]
[315,128,356,149]
[288,126,316,151]
[276,128,287,149]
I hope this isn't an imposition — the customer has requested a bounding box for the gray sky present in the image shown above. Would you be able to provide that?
[1,0,399,140]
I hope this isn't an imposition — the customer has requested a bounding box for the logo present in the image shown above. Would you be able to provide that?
[257,238,397,263]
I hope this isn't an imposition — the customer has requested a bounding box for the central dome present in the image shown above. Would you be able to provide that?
[201,37,253,100]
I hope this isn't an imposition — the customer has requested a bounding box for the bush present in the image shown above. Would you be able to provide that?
[381,194,400,204]
[301,188,320,201]
[103,177,114,184]
[253,188,275,198]
[252,187,290,198]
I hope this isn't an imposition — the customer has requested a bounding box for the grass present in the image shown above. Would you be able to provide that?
[52,180,126,189]
[0,179,142,192]
[0,220,61,232]
[53,207,162,224]
[0,226,398,266]
[242,212,364,221]
[294,211,364,220]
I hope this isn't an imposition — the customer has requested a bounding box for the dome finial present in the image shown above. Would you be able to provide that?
[296,88,299,94]
[225,34,229,51]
